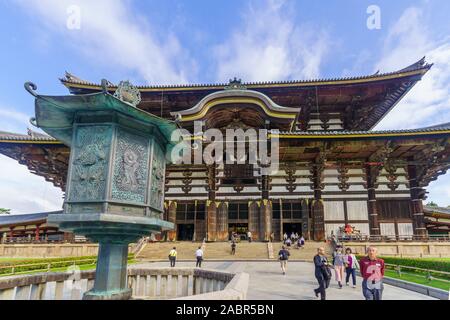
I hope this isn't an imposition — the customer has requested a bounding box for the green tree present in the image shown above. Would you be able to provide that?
[426,201,438,208]
[0,208,11,214]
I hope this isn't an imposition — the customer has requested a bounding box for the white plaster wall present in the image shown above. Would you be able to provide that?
[324,201,345,221]
[380,223,396,236]
[346,201,369,220]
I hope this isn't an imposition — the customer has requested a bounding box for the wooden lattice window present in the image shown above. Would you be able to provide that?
[281,201,303,220]
[228,202,248,220]
[377,200,411,220]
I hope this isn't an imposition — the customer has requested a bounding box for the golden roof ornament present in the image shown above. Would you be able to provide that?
[225,77,247,90]
[114,80,141,107]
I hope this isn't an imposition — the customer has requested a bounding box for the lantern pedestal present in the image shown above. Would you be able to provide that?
[28,81,178,300]
[83,242,131,300]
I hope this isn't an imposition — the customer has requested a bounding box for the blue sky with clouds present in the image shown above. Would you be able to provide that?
[0,0,449,213]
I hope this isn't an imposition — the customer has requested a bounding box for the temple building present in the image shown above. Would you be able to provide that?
[1,58,449,242]
[0,211,70,243]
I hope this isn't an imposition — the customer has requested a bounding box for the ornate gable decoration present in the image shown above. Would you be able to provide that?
[114,80,141,107]
[225,77,247,90]
[223,118,252,130]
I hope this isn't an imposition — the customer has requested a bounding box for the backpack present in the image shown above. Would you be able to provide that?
[279,250,288,260]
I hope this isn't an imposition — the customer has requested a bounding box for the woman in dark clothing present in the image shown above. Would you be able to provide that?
[313,247,331,300]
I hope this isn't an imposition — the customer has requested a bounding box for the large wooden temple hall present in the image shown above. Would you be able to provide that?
[1,58,449,242]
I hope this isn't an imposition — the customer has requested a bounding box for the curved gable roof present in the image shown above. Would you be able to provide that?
[170,89,299,122]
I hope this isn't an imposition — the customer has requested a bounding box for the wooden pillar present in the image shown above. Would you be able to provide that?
[407,163,427,237]
[206,165,217,241]
[301,199,310,240]
[35,224,41,241]
[365,166,381,236]
[216,202,228,241]
[206,201,217,241]
[260,172,272,241]
[8,227,14,242]
[279,199,284,241]
[261,172,270,200]
[311,166,325,241]
[167,201,177,241]
[260,200,272,241]
[248,201,260,240]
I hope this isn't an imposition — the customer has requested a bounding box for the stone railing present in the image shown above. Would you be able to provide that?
[0,267,248,300]
[173,271,249,300]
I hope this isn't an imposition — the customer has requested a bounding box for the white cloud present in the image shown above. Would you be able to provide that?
[0,106,62,214]
[427,172,450,207]
[376,43,450,130]
[15,0,195,84]
[0,155,63,214]
[0,107,30,133]
[375,7,450,130]
[374,6,450,206]
[213,0,329,82]
[375,7,431,72]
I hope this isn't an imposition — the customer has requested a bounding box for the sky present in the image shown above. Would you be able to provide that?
[0,0,449,213]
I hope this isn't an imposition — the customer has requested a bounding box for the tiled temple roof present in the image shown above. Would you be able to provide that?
[60,58,432,90]
[0,211,62,227]
[0,130,57,142]
[1,122,449,144]
[271,123,450,137]
[424,206,450,215]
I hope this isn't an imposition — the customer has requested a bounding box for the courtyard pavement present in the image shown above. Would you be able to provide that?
[135,260,436,300]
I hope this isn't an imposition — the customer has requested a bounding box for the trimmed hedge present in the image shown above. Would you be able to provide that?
[356,255,450,273]
[0,253,135,267]
[0,254,135,276]
[0,256,97,267]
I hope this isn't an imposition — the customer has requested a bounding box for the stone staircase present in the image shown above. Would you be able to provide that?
[202,242,269,260]
[137,242,204,260]
[136,241,333,261]
[272,241,333,261]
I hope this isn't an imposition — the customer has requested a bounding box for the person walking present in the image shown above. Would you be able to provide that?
[231,240,236,255]
[168,247,177,267]
[270,232,275,243]
[313,247,331,300]
[278,245,290,275]
[359,246,385,300]
[195,246,203,268]
[247,231,252,243]
[283,232,288,243]
[333,247,345,288]
[344,247,359,287]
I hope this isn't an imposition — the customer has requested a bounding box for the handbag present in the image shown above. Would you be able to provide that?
[326,266,332,279]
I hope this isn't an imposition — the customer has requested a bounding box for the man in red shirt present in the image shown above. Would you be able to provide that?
[359,246,385,300]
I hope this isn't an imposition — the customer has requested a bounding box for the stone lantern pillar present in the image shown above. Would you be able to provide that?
[26,80,177,300]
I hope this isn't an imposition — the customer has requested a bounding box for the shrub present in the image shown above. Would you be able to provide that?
[356,255,450,273]
[0,253,135,276]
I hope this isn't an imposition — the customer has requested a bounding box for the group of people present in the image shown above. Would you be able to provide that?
[168,245,205,268]
[312,246,384,300]
[230,230,253,243]
[283,232,305,249]
[169,241,385,301]
[278,244,385,300]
